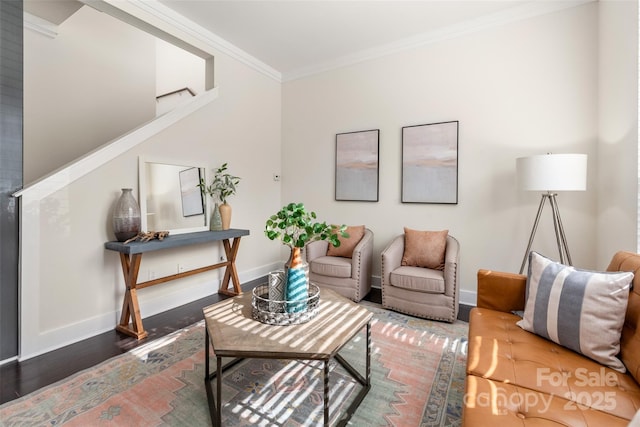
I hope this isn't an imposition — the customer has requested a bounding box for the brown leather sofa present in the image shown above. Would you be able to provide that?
[463,251,640,426]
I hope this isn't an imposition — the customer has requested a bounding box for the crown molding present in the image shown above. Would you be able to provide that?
[80,1,592,84]
[24,12,59,38]
[282,0,593,82]
[84,0,281,82]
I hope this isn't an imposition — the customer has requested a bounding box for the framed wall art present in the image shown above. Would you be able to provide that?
[335,129,379,202]
[402,121,458,204]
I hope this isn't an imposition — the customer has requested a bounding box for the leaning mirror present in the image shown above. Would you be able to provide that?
[138,157,207,234]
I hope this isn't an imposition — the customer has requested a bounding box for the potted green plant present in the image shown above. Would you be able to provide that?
[198,163,240,230]
[265,202,347,312]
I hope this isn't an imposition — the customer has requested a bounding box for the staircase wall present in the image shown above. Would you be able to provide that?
[24,5,156,184]
[18,3,284,360]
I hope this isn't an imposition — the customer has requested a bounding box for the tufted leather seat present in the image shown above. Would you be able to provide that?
[463,251,640,425]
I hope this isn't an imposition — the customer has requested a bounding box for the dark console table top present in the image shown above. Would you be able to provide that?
[105,229,250,255]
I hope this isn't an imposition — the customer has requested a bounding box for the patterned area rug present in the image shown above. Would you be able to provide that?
[0,302,468,427]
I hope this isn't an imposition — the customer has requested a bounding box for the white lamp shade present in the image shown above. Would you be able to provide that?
[516,154,587,192]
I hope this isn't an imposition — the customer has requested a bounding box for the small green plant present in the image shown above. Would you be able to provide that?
[198,162,240,204]
[265,202,348,248]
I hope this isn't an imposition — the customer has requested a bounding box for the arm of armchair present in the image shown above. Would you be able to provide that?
[351,228,373,280]
[305,240,329,263]
[443,235,459,298]
[476,269,526,313]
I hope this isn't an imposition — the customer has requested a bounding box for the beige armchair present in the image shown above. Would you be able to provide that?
[381,233,459,322]
[305,228,373,302]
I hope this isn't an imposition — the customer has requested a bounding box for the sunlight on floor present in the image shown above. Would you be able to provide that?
[129,328,186,360]
[228,359,355,426]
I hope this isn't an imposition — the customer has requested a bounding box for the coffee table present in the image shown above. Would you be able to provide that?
[203,287,373,426]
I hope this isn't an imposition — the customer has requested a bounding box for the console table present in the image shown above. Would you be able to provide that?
[105,229,250,339]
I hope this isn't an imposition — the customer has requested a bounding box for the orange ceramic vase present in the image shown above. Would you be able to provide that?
[284,247,309,313]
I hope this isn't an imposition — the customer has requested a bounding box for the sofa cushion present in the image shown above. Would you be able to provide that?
[517,252,633,373]
[309,256,351,278]
[327,225,364,258]
[389,266,444,293]
[467,307,640,422]
[464,375,635,426]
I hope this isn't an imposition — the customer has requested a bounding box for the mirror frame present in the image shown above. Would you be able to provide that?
[138,156,208,235]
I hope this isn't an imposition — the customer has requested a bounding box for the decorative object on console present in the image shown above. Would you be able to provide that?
[112,188,141,242]
[402,121,459,204]
[198,162,240,230]
[335,129,379,202]
[123,231,170,244]
[209,203,222,231]
[516,153,587,273]
[219,203,232,230]
[265,202,347,313]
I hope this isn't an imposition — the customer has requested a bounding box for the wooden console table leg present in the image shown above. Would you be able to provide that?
[115,253,148,339]
[218,237,243,296]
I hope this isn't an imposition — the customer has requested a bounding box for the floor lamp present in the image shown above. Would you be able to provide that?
[516,153,587,274]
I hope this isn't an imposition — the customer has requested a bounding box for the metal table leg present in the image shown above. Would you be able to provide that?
[332,321,372,426]
[204,328,244,427]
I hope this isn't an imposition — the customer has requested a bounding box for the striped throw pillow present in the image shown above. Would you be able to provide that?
[517,252,633,373]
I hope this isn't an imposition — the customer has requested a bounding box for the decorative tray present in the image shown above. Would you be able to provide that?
[251,283,320,325]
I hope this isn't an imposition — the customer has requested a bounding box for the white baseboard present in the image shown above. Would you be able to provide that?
[459,289,477,306]
[371,275,381,289]
[0,355,18,366]
[18,263,280,361]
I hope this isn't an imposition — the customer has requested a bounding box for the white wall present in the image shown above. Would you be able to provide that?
[23,6,156,184]
[18,0,639,358]
[156,38,205,97]
[155,39,206,116]
[597,0,639,265]
[20,12,283,359]
[282,3,600,304]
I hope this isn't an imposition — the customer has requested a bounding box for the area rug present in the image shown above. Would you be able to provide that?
[0,302,468,427]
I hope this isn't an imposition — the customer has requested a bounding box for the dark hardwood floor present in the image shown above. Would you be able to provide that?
[0,285,472,406]
[0,282,382,405]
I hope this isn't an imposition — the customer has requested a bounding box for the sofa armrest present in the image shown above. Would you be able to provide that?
[476,269,526,312]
